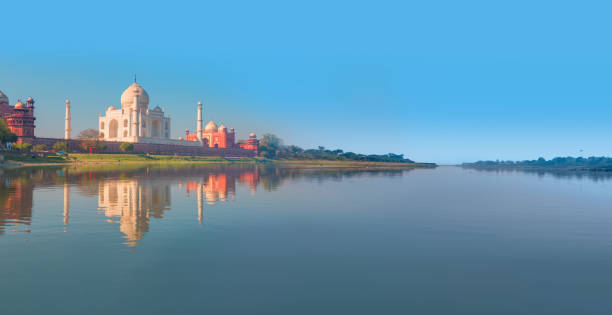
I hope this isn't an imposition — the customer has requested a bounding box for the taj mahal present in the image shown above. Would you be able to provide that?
[98,79,175,144]
[0,78,260,155]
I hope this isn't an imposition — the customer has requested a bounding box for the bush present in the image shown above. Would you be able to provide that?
[0,119,17,145]
[14,142,33,152]
[53,142,69,152]
[33,144,47,152]
[120,142,134,152]
[80,140,106,152]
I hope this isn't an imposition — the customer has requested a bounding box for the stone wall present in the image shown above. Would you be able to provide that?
[29,137,256,157]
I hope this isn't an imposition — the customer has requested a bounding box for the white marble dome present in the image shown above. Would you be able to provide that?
[120,82,149,110]
[0,90,8,107]
[205,120,218,132]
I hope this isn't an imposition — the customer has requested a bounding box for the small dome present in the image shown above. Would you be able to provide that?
[65,99,71,105]
[218,124,227,130]
[249,133,256,138]
[205,120,217,132]
[120,81,149,110]
[0,90,8,107]
[107,105,116,111]
[14,100,24,109]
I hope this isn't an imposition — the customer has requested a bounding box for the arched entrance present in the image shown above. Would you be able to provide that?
[109,119,119,138]
[152,120,161,137]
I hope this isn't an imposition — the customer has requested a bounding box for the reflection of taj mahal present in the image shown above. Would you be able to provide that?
[0,167,262,247]
[98,180,171,246]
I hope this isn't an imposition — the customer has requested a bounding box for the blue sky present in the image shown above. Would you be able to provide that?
[2,0,612,164]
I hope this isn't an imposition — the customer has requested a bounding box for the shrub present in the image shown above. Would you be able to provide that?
[80,140,107,152]
[33,144,47,152]
[120,142,134,152]
[53,142,69,152]
[14,142,33,152]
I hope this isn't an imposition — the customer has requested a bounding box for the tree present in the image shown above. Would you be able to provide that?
[77,128,99,140]
[14,142,33,152]
[53,141,69,152]
[260,134,282,150]
[80,140,106,152]
[120,142,134,152]
[259,134,283,159]
[33,144,47,152]
[0,119,17,145]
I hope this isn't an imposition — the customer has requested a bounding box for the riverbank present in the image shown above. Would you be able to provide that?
[1,153,436,169]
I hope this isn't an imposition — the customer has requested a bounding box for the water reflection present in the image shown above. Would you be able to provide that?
[0,179,34,234]
[461,165,612,182]
[98,179,171,246]
[0,164,408,246]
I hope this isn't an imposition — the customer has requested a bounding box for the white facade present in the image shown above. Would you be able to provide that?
[98,81,174,144]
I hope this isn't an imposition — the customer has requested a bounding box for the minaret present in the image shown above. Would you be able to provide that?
[64,99,71,140]
[196,101,203,141]
[131,93,140,141]
[131,109,138,140]
[135,94,141,138]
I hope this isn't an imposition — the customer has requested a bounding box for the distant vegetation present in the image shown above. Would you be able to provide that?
[13,143,33,152]
[120,142,134,152]
[53,142,69,152]
[464,157,612,171]
[0,119,17,145]
[258,134,415,163]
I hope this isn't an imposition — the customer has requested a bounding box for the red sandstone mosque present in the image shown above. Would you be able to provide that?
[0,80,259,155]
[0,91,36,143]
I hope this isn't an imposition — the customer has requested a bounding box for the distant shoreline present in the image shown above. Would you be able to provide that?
[462,164,612,172]
[1,153,436,169]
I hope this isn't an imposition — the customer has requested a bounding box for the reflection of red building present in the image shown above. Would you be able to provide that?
[0,92,36,143]
[0,181,34,234]
[184,169,259,204]
[239,168,259,194]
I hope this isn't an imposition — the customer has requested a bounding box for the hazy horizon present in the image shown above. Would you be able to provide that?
[3,0,612,164]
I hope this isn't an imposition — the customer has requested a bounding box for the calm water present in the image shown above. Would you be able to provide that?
[2,164,612,314]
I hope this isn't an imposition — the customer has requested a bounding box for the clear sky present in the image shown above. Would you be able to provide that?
[2,0,612,164]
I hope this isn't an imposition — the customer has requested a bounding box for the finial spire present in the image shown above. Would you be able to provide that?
[134,74,137,83]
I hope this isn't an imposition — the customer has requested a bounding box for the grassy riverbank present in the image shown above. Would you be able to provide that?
[2,153,435,168]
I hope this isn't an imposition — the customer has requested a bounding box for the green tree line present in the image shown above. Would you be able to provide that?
[257,134,414,163]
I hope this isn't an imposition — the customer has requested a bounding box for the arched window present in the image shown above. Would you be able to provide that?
[124,119,128,127]
[101,122,105,129]
[100,132,105,138]
[123,130,128,137]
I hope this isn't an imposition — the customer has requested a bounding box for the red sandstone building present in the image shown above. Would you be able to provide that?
[0,84,259,154]
[184,120,259,153]
[0,91,36,144]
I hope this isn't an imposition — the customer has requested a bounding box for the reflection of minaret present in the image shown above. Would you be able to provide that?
[197,181,203,224]
[63,182,70,228]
